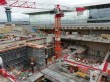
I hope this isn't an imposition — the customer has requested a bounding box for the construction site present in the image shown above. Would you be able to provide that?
[0,0,110,82]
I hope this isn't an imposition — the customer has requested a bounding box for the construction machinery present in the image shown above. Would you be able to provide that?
[0,0,86,82]
[0,0,86,59]
[54,5,64,58]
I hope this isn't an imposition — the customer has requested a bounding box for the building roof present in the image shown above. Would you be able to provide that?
[77,1,110,9]
[25,10,72,15]
[85,3,110,9]
[25,1,110,15]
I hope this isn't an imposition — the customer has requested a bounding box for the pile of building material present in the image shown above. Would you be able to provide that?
[0,26,14,34]
[101,34,110,39]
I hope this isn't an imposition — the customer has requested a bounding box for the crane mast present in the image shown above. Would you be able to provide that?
[54,5,64,58]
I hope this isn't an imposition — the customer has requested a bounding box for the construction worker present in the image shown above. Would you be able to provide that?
[30,57,35,73]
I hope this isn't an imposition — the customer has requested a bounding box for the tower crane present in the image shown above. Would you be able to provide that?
[0,0,86,82]
[54,5,64,59]
[1,0,85,59]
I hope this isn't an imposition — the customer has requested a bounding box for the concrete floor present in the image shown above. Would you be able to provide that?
[0,59,89,82]
[41,61,89,82]
[41,68,75,82]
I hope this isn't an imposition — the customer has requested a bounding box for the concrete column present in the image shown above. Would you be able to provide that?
[5,7,12,22]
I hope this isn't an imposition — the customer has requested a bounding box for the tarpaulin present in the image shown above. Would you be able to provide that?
[0,0,7,5]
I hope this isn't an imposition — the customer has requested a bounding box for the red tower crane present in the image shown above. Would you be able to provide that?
[54,5,64,59]
[0,0,86,58]
[2,0,74,59]
[0,1,86,82]
[8,0,69,59]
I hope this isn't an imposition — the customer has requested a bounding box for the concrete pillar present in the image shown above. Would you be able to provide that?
[5,7,12,22]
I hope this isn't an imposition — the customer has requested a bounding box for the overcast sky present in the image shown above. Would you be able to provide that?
[0,0,108,21]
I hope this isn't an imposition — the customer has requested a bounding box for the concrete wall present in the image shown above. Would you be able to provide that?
[62,39,110,59]
[81,41,109,56]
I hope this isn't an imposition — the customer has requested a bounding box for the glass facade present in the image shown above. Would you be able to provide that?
[29,10,89,25]
[89,8,110,19]
[88,8,110,23]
